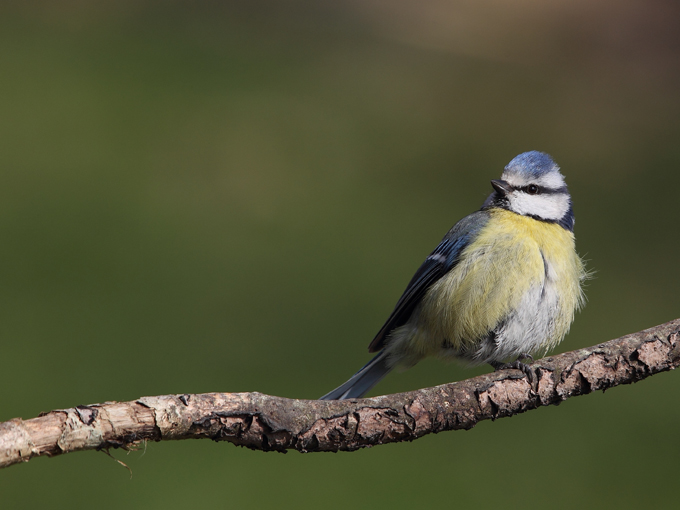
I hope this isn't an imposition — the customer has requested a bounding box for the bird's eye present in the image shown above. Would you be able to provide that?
[526,184,539,195]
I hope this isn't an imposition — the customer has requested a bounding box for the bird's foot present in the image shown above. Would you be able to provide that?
[490,357,535,383]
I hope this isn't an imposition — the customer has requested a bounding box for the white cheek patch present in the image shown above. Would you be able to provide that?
[508,192,570,221]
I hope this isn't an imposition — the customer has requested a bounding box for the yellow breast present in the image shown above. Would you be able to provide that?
[407,208,585,357]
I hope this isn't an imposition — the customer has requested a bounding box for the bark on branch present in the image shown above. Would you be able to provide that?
[2,319,679,469]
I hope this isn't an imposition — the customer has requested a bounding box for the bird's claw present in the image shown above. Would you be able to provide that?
[491,358,536,383]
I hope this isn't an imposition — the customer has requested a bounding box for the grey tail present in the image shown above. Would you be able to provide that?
[319,351,392,400]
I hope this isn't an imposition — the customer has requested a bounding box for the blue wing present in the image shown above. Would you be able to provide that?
[368,211,489,352]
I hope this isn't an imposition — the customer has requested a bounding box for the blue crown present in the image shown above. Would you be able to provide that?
[505,151,558,178]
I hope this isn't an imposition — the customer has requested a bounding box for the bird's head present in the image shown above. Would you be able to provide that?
[483,151,574,231]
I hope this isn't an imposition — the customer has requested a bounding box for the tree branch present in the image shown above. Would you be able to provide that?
[2,319,679,469]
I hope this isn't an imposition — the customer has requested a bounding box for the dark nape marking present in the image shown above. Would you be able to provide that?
[557,203,575,231]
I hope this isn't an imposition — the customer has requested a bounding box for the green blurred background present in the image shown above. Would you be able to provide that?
[1,0,679,508]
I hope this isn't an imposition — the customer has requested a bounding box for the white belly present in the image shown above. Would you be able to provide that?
[469,253,563,363]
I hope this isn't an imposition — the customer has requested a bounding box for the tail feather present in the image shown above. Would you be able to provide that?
[319,352,392,400]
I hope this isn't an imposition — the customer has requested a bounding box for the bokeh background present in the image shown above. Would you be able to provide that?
[1,1,679,508]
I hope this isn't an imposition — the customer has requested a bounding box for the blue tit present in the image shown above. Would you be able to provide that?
[320,151,587,400]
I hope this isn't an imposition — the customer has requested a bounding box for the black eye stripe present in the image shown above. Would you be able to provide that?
[517,185,568,195]
[517,185,540,194]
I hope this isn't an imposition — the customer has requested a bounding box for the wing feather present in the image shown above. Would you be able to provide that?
[368,211,489,352]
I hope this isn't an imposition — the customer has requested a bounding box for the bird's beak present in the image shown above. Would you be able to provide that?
[491,179,513,196]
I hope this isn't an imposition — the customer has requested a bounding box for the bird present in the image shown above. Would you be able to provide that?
[320,151,587,400]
